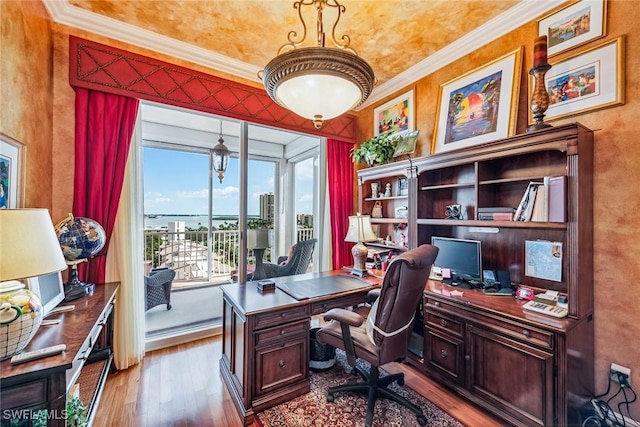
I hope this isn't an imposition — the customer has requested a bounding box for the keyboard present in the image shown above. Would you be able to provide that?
[522,300,568,318]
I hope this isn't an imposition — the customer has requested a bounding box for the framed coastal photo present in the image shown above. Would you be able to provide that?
[534,36,624,123]
[538,0,607,57]
[432,47,522,155]
[0,133,25,208]
[374,89,414,137]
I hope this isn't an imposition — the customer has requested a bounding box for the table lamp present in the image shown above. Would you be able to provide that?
[344,213,377,277]
[247,229,271,280]
[0,209,67,358]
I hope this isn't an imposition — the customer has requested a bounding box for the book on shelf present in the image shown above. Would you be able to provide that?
[514,182,543,221]
[514,176,566,222]
[477,207,516,221]
[548,176,567,222]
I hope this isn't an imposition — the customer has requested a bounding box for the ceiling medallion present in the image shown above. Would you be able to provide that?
[261,0,375,129]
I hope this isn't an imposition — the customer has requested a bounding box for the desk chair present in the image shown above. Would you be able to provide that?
[317,244,439,427]
[145,267,176,311]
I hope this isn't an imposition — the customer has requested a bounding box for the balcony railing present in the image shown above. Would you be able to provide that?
[144,228,314,284]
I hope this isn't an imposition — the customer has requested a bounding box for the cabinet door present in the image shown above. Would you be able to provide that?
[424,328,464,385]
[467,325,554,427]
[254,335,308,398]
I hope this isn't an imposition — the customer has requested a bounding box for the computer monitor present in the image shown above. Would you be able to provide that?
[431,236,482,282]
[26,271,65,317]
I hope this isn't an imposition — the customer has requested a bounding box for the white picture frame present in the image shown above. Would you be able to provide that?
[374,89,414,137]
[536,36,624,123]
[0,133,25,208]
[538,0,607,58]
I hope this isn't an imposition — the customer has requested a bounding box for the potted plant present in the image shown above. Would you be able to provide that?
[351,133,402,167]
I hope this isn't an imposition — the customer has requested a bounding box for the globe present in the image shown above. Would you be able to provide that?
[55,214,106,262]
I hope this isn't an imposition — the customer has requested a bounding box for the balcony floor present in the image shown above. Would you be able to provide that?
[145,284,224,338]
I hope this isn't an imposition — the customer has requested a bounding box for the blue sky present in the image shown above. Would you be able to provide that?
[143,147,313,216]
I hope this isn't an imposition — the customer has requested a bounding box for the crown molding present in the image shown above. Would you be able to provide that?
[358,0,566,109]
[42,0,262,82]
[43,0,565,110]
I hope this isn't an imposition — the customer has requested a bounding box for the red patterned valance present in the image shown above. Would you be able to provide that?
[69,36,357,142]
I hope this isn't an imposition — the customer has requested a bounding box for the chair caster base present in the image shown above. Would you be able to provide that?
[167,304,172,310]
[327,393,334,402]
[417,414,427,426]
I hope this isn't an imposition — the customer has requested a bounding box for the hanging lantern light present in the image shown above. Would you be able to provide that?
[212,121,230,183]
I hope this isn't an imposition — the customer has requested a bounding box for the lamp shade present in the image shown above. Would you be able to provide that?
[0,209,67,282]
[247,229,270,250]
[344,214,377,243]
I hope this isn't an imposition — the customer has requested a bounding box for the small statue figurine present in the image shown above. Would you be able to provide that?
[384,182,392,197]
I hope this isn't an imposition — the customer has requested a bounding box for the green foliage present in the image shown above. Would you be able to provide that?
[145,234,163,266]
[350,133,402,166]
[66,396,88,427]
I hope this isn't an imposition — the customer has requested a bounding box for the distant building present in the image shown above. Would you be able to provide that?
[297,214,313,227]
[260,193,275,222]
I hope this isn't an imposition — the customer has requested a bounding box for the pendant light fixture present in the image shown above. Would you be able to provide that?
[212,120,230,183]
[261,0,375,129]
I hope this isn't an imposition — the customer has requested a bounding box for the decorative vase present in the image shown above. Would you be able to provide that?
[371,182,379,199]
[0,282,43,359]
[527,64,553,132]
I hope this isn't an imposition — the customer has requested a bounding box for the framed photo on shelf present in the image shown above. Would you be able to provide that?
[0,133,25,208]
[432,47,522,155]
[374,89,414,137]
[538,0,607,58]
[392,129,420,158]
[533,36,624,124]
[397,177,408,196]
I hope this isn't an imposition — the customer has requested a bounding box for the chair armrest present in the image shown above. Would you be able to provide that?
[323,308,364,327]
[366,289,381,304]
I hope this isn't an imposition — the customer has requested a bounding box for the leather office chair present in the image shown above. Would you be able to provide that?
[317,244,439,427]
[145,267,176,311]
[257,238,317,280]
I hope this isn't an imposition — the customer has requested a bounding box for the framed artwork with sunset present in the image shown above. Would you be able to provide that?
[432,48,522,154]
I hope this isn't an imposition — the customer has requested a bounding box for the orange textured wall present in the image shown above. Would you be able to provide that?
[357,0,640,413]
[0,1,53,209]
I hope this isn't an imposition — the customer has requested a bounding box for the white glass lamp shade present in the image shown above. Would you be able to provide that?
[276,74,362,122]
[0,209,67,282]
[344,215,377,243]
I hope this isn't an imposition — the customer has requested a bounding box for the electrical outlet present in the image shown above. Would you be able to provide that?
[610,363,631,386]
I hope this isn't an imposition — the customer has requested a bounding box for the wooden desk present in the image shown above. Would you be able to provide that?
[0,283,119,427]
[219,271,380,426]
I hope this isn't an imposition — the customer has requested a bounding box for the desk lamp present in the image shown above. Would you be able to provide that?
[344,214,377,277]
[0,209,67,358]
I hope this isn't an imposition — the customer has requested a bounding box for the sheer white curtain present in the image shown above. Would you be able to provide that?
[105,126,146,369]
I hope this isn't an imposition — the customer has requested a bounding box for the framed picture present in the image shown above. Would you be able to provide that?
[432,47,522,155]
[0,133,25,208]
[397,177,408,197]
[533,36,624,123]
[374,89,414,137]
[392,130,420,158]
[538,0,607,58]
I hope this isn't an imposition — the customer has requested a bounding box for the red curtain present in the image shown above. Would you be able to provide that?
[73,88,140,285]
[327,139,355,269]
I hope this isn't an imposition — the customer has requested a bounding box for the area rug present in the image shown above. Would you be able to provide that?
[256,350,464,427]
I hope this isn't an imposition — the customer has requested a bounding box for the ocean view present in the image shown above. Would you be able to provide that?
[144,215,260,230]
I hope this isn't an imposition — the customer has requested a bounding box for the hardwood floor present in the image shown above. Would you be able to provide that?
[94,336,507,427]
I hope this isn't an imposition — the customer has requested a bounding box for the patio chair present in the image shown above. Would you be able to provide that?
[145,267,176,311]
[257,238,317,280]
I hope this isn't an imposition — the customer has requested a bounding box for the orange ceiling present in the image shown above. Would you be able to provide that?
[67,0,519,86]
